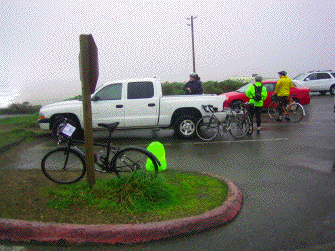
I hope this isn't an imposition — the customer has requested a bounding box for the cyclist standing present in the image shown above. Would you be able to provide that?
[245,75,267,134]
[183,72,203,95]
[274,71,293,122]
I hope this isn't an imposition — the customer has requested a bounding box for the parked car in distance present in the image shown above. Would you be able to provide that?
[221,79,311,108]
[292,70,335,95]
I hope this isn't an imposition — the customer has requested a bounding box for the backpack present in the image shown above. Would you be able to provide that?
[253,84,262,102]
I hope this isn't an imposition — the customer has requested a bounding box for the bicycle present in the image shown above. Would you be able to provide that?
[196,103,252,141]
[268,94,305,123]
[41,120,160,184]
[234,101,254,135]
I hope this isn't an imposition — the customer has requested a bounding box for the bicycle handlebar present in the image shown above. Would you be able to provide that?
[202,105,218,113]
[202,102,249,114]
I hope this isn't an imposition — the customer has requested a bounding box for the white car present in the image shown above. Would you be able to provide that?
[292,70,335,95]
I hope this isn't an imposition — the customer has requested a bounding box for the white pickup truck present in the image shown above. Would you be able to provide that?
[38,77,227,139]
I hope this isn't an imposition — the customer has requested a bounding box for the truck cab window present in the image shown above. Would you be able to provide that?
[94,83,122,100]
[128,82,154,99]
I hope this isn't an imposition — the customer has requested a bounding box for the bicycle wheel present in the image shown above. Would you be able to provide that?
[246,112,253,135]
[41,147,86,184]
[268,102,279,119]
[228,113,249,139]
[110,147,159,177]
[286,102,305,123]
[196,116,220,141]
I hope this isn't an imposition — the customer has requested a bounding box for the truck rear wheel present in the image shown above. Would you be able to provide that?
[174,115,197,139]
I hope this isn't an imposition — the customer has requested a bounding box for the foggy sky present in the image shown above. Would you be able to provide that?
[1,0,335,107]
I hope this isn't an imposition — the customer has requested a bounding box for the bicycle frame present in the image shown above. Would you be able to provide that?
[268,95,306,121]
[42,120,161,184]
[200,104,249,135]
[273,95,296,114]
[58,121,160,174]
[202,105,230,132]
[59,134,121,173]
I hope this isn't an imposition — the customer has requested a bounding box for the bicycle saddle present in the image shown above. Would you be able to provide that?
[98,122,120,131]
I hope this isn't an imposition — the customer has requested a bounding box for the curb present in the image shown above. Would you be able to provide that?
[0,137,26,154]
[0,174,242,245]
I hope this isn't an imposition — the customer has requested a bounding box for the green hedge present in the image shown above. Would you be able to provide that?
[162,80,245,95]
[0,102,41,115]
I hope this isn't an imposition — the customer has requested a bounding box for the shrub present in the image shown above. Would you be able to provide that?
[65,95,82,101]
[46,171,172,212]
[161,82,185,95]
[162,80,245,95]
[0,102,41,115]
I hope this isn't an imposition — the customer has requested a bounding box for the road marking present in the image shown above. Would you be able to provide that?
[262,121,328,126]
[161,137,289,147]
[309,111,333,114]
[194,137,289,145]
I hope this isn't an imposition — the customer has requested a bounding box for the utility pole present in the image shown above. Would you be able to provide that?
[187,16,197,73]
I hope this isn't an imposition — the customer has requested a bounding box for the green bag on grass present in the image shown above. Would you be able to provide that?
[146,141,167,172]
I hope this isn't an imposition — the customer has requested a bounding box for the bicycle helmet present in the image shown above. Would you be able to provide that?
[255,75,263,82]
[278,71,287,76]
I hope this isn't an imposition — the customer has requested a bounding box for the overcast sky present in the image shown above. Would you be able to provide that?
[1,0,335,107]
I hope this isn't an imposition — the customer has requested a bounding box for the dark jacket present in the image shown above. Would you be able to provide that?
[183,79,203,95]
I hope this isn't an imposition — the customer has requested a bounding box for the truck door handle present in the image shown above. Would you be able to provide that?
[116,105,123,108]
[148,103,156,107]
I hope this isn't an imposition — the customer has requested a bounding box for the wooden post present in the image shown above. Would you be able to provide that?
[79,34,99,188]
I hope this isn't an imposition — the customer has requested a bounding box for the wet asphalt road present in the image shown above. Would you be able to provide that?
[1,94,335,250]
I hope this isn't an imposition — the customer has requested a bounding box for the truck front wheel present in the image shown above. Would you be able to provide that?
[174,115,197,139]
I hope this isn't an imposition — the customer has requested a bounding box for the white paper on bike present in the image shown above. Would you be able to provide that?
[61,123,76,137]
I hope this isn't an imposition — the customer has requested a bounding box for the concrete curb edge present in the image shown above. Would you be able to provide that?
[0,173,242,245]
[0,138,26,154]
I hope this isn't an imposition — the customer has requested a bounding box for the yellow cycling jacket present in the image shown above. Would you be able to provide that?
[275,76,293,97]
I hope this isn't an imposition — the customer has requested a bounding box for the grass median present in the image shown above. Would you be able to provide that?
[0,169,229,224]
[0,114,230,224]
